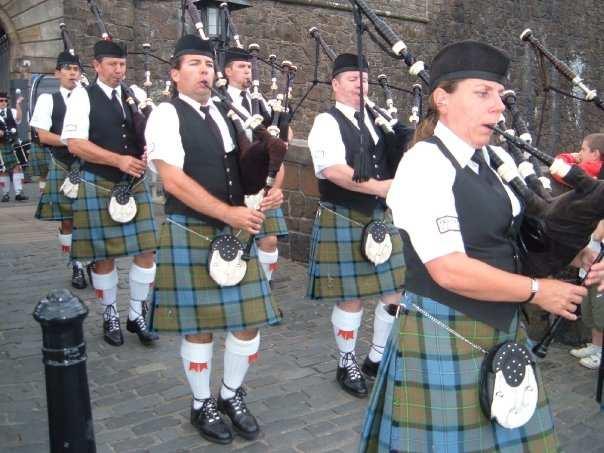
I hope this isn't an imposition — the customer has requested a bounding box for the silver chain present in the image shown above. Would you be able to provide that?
[167,217,242,243]
[410,303,488,354]
[318,203,365,227]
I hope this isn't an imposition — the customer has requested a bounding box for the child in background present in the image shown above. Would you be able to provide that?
[554,133,604,185]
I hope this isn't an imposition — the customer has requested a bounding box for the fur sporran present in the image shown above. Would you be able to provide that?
[361,220,393,265]
[108,180,137,223]
[60,167,81,199]
[208,234,247,287]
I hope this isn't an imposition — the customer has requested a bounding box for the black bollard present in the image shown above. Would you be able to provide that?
[33,289,96,453]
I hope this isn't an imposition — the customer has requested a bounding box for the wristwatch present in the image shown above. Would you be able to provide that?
[523,278,539,303]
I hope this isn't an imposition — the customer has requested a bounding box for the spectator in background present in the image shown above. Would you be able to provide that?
[554,133,604,186]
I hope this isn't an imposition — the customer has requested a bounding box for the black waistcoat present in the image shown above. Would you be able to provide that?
[49,92,75,166]
[0,107,17,144]
[401,136,521,332]
[84,84,138,182]
[318,106,391,216]
[164,98,243,228]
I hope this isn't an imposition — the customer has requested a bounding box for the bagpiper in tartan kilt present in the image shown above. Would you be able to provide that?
[360,293,560,453]
[307,202,405,302]
[150,214,282,334]
[27,142,51,178]
[35,156,74,221]
[0,142,19,171]
[70,169,158,262]
[255,206,288,239]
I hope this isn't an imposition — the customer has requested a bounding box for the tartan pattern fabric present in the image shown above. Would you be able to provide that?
[256,207,288,239]
[0,142,19,170]
[34,158,74,221]
[71,170,158,261]
[306,203,405,302]
[360,292,560,453]
[27,144,51,177]
[149,214,282,334]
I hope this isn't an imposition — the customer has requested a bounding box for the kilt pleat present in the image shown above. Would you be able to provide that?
[1,143,19,171]
[360,292,560,453]
[27,144,51,177]
[35,158,73,221]
[306,203,405,301]
[256,207,288,239]
[71,170,158,261]
[150,214,282,334]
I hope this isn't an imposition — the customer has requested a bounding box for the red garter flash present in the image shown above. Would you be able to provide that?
[269,262,278,272]
[95,289,104,299]
[337,329,354,340]
[188,362,208,372]
[61,245,71,253]
[248,352,259,364]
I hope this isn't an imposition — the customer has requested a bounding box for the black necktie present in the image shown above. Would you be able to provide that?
[111,89,125,119]
[200,105,225,152]
[472,149,500,188]
[240,91,251,114]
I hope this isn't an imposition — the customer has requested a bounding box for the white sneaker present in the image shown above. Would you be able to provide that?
[579,352,602,370]
[570,343,599,358]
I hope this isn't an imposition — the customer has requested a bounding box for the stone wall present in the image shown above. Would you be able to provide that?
[12,0,601,262]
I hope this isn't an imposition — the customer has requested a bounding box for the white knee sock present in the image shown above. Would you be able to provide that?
[128,263,156,321]
[181,338,213,409]
[91,268,119,312]
[221,332,260,399]
[58,231,72,254]
[331,305,363,367]
[0,176,10,195]
[257,248,279,281]
[39,180,46,192]
[13,172,24,194]
[368,301,396,363]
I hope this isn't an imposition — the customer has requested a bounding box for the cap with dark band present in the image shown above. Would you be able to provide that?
[57,51,81,69]
[172,34,214,61]
[224,47,252,66]
[0,92,8,99]
[429,40,510,92]
[332,53,369,79]
[93,40,127,59]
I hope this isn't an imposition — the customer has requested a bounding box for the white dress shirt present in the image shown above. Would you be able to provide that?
[145,93,236,173]
[61,80,124,142]
[30,87,72,131]
[308,101,380,179]
[0,108,19,126]
[386,121,522,264]
[226,85,253,141]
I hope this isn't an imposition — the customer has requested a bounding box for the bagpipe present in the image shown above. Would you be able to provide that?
[87,0,151,223]
[183,1,289,262]
[306,25,414,178]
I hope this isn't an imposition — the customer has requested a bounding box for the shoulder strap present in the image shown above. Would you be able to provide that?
[425,135,462,171]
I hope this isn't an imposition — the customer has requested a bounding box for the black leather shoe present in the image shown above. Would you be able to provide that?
[71,263,87,289]
[336,353,368,398]
[1,193,9,202]
[217,386,260,440]
[191,398,233,445]
[361,356,380,381]
[126,302,159,346]
[14,193,28,201]
[103,306,123,346]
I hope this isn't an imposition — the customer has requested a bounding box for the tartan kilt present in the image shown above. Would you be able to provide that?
[306,202,405,302]
[360,292,560,453]
[0,143,19,171]
[27,143,51,177]
[34,158,73,221]
[256,207,288,239]
[149,214,282,334]
[71,170,158,261]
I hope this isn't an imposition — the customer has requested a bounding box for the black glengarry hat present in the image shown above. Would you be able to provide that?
[94,40,127,59]
[429,40,509,92]
[224,47,252,65]
[57,51,81,69]
[332,53,369,79]
[172,34,214,61]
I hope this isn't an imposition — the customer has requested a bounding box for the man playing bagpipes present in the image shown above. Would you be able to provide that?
[307,53,412,397]
[61,40,159,347]
[0,90,25,202]
[32,50,87,289]
[145,34,284,444]
[224,47,288,286]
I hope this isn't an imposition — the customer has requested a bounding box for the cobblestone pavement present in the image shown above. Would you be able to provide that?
[1,188,603,452]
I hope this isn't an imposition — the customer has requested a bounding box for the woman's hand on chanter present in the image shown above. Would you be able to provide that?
[530,279,587,321]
